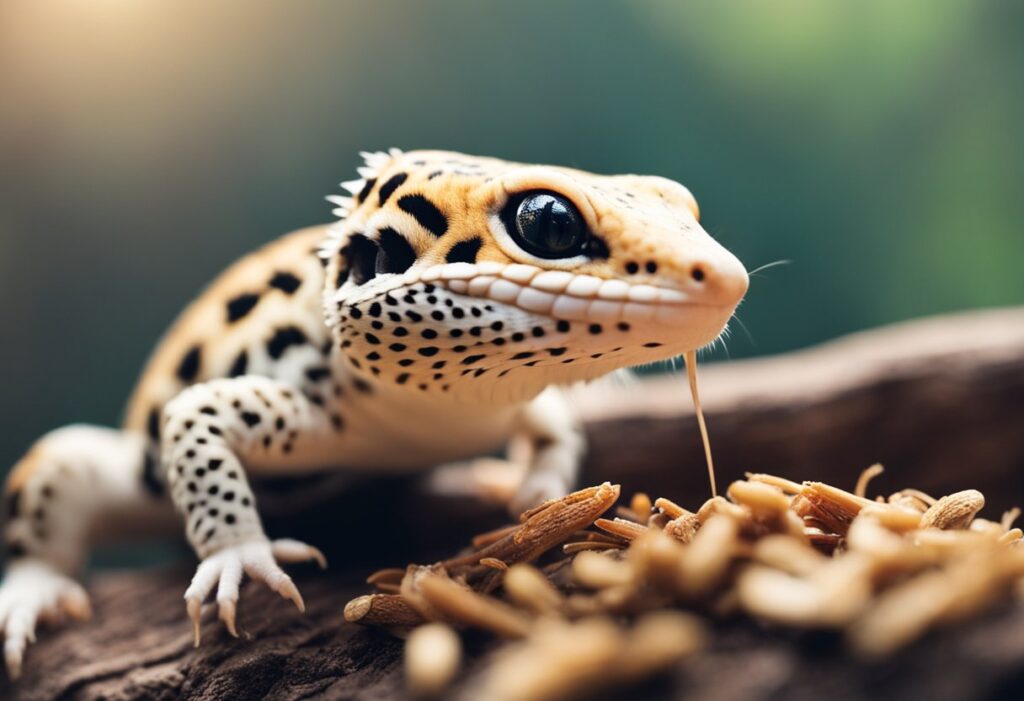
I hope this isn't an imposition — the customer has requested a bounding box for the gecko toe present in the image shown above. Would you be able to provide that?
[271,539,328,570]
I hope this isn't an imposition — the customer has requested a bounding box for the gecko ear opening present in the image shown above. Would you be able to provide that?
[345,234,379,286]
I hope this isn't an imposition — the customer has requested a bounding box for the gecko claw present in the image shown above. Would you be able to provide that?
[0,560,94,679]
[276,579,305,613]
[63,584,92,622]
[218,599,238,638]
[270,539,328,570]
[187,597,202,647]
[5,647,22,681]
[185,538,316,645]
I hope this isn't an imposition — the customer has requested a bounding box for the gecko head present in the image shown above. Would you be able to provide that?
[321,149,748,404]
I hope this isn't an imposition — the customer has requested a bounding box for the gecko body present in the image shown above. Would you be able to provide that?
[0,149,747,676]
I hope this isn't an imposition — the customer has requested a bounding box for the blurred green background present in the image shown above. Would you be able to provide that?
[0,0,1022,476]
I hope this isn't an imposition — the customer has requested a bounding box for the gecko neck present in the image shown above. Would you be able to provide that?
[328,359,526,468]
[333,356,537,414]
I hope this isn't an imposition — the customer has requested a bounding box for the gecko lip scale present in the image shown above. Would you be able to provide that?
[335,262,731,325]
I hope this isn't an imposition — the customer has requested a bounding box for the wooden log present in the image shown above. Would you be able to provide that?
[579,306,1024,513]
[3,307,1023,700]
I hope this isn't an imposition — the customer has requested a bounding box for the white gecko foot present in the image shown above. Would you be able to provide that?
[184,537,326,645]
[0,559,91,679]
[429,457,527,504]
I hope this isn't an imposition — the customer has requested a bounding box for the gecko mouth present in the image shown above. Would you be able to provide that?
[340,262,724,325]
[331,261,738,395]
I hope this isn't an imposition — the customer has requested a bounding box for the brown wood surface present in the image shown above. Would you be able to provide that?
[3,306,1023,701]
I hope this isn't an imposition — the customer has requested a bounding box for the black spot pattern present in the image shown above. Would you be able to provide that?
[398,194,448,236]
[376,227,417,274]
[305,366,331,382]
[356,177,376,203]
[147,408,160,442]
[142,452,164,497]
[446,237,482,264]
[5,491,20,519]
[176,345,202,382]
[269,271,302,294]
[378,172,408,205]
[229,351,249,377]
[227,293,260,322]
[266,326,308,359]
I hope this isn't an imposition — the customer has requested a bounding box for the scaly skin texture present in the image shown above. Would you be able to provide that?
[0,149,748,678]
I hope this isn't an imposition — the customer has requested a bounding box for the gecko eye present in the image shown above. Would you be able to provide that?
[503,191,587,259]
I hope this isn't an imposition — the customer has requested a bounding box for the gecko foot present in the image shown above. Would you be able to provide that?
[184,538,326,645]
[0,559,92,679]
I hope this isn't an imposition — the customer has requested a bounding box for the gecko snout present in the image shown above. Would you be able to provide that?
[691,249,749,309]
[656,244,748,311]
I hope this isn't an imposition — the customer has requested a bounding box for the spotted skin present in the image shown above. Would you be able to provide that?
[161,377,338,558]
[0,149,748,677]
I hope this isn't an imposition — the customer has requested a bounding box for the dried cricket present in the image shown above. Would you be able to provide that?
[345,465,1023,701]
[472,612,703,701]
[443,482,621,592]
[343,593,424,628]
[405,623,462,696]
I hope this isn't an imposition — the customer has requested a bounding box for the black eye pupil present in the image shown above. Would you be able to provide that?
[507,192,586,258]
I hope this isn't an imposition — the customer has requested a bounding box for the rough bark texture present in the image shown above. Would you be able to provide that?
[4,307,1024,701]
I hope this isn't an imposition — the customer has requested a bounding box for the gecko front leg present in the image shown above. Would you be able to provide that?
[431,389,586,514]
[508,388,586,516]
[160,376,330,643]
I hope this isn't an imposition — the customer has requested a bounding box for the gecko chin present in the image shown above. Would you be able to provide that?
[329,262,742,404]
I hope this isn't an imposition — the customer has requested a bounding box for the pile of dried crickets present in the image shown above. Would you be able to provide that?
[344,468,1024,700]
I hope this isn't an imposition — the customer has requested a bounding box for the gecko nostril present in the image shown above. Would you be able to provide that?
[624,261,639,275]
[691,265,705,283]
[645,261,658,274]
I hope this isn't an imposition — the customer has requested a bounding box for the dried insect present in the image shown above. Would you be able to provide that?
[919,489,985,530]
[418,573,531,637]
[474,613,702,701]
[594,517,648,542]
[504,564,565,616]
[405,623,462,696]
[444,482,621,592]
[345,468,1023,700]
[343,594,424,627]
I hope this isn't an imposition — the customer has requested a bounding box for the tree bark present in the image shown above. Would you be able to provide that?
[5,307,1024,701]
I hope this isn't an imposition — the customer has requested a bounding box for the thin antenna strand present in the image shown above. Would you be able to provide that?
[684,350,717,498]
